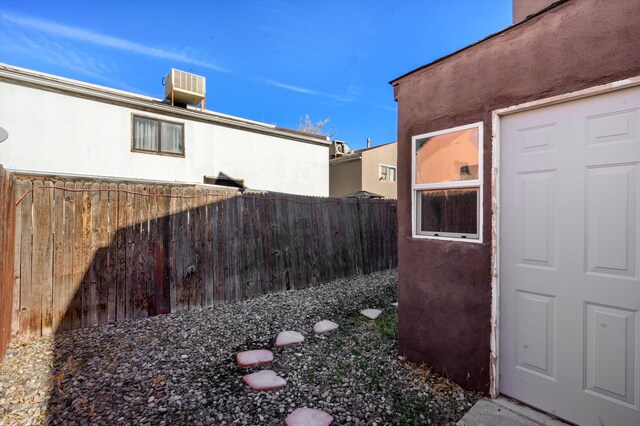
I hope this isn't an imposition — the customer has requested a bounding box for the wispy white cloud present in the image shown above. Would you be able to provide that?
[366,102,397,112]
[0,11,385,107]
[0,26,145,93]
[264,79,320,95]
[0,12,228,73]
[263,78,356,103]
[264,77,395,112]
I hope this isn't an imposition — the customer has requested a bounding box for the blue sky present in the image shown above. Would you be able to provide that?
[0,0,512,150]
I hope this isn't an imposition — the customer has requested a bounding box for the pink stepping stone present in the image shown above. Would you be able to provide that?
[313,320,339,334]
[236,349,274,368]
[242,370,286,391]
[360,309,383,319]
[276,331,305,347]
[285,407,333,426]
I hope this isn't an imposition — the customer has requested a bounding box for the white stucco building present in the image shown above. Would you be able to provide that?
[0,64,330,196]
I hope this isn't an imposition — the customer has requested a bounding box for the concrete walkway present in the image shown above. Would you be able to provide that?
[457,397,571,426]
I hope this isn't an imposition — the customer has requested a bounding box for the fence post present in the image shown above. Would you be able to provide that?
[0,165,16,361]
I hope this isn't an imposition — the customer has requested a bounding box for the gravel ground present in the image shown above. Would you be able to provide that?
[0,269,479,425]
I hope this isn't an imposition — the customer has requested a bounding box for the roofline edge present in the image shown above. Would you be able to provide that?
[0,63,330,147]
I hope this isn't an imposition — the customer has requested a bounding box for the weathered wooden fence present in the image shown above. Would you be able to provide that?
[0,166,16,360]
[10,174,397,338]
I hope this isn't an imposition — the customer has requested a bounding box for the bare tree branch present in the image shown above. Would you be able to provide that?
[297,114,336,138]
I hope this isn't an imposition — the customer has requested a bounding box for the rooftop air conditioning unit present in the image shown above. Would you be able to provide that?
[331,140,350,157]
[165,68,206,107]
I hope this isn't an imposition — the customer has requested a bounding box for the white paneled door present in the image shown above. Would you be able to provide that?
[500,86,640,426]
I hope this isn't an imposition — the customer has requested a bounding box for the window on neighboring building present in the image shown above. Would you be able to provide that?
[132,115,184,156]
[412,122,482,241]
[379,164,397,182]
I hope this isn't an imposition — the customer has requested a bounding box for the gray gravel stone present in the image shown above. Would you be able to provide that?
[0,269,478,425]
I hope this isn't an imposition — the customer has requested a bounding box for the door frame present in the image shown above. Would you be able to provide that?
[489,75,640,398]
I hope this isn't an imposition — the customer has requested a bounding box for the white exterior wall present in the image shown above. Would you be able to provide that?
[0,81,329,196]
[212,126,328,195]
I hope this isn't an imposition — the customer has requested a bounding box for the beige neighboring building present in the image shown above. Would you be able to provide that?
[329,141,397,199]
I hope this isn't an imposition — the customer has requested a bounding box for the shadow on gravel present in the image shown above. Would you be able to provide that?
[40,268,481,425]
[43,273,408,424]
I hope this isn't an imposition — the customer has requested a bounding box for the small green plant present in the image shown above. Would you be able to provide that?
[331,338,345,349]
[376,313,398,340]
[336,361,350,374]
[367,366,384,391]
[306,370,318,384]
[449,396,459,417]
[388,391,436,425]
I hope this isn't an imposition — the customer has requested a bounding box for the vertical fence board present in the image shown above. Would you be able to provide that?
[107,183,118,323]
[171,187,180,310]
[193,189,203,308]
[130,184,140,319]
[279,198,290,291]
[149,186,158,316]
[253,195,265,296]
[261,196,274,294]
[187,188,196,305]
[80,183,91,327]
[229,196,240,300]
[60,182,75,331]
[175,187,187,311]
[157,186,171,314]
[11,178,22,336]
[141,183,151,319]
[18,179,33,336]
[70,182,84,330]
[51,181,65,332]
[204,195,214,307]
[179,188,189,309]
[210,195,219,304]
[95,183,109,325]
[238,196,248,299]
[0,169,5,348]
[133,184,146,320]
[30,181,45,336]
[85,182,100,327]
[271,197,280,292]
[213,193,224,302]
[0,167,16,360]
[116,183,127,321]
[186,187,197,308]
[146,185,157,317]
[219,193,229,302]
[289,199,301,290]
[41,180,55,336]
[143,185,154,318]
[124,184,135,320]
[168,186,178,312]
[193,190,201,306]
[203,190,212,306]
[198,190,208,307]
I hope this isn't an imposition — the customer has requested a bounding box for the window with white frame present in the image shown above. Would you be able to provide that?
[132,115,184,156]
[379,164,397,182]
[412,122,482,241]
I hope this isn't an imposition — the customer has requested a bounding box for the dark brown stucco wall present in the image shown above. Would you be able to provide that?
[393,0,640,393]
[512,0,558,23]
